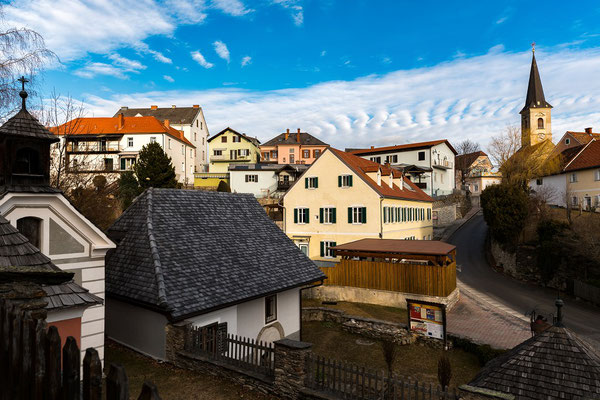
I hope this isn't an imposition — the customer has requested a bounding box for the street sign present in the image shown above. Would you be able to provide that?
[406,299,447,344]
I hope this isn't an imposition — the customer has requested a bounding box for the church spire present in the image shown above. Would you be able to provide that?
[520,44,552,114]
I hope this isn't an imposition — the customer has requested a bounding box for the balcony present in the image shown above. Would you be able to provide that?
[432,159,453,169]
[210,154,252,162]
[414,182,427,189]
[277,181,292,191]
[66,143,121,153]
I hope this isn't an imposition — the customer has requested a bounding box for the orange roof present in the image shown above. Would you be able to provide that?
[564,139,600,172]
[349,139,457,156]
[329,148,432,202]
[51,116,195,147]
[566,131,600,145]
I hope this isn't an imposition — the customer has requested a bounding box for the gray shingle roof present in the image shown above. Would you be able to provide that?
[468,324,600,399]
[114,107,202,125]
[521,53,552,113]
[105,188,325,321]
[42,281,103,311]
[262,131,328,147]
[0,109,59,142]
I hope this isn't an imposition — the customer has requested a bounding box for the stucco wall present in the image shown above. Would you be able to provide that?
[529,173,567,208]
[208,129,260,173]
[229,169,278,197]
[105,298,169,360]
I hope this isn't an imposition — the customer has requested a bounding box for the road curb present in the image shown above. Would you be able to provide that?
[441,207,481,242]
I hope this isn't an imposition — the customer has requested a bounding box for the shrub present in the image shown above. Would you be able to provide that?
[481,184,529,246]
[437,354,452,389]
[217,180,231,192]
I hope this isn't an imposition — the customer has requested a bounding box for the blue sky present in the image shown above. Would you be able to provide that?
[5,0,600,149]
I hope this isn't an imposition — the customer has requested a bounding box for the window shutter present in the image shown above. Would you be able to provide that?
[320,242,325,257]
[332,242,337,257]
[305,178,308,188]
[315,177,318,188]
[294,208,298,223]
[319,208,324,223]
[348,207,352,223]
[349,175,353,186]
[332,208,336,223]
[256,175,258,183]
[362,207,367,223]
[306,208,309,223]
[338,176,342,187]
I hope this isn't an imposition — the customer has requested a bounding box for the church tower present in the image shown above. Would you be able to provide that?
[520,45,552,148]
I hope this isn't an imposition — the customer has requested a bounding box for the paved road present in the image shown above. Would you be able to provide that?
[449,212,600,350]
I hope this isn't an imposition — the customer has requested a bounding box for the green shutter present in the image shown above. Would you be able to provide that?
[348,207,352,223]
[362,207,367,223]
[349,175,353,187]
[294,208,298,223]
[315,177,318,188]
[306,208,309,223]
[319,208,324,223]
[305,178,308,188]
[332,242,337,257]
[332,208,336,223]
[338,176,342,187]
[320,242,325,257]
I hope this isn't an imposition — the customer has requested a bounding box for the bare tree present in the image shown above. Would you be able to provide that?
[456,139,481,155]
[487,125,520,168]
[455,140,482,187]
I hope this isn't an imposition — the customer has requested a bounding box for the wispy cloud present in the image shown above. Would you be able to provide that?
[147,49,173,64]
[241,56,252,67]
[191,51,214,68]
[213,40,230,62]
[108,54,146,71]
[82,48,600,150]
[272,0,304,26]
[211,0,253,16]
[163,75,175,82]
[320,50,327,57]
[75,53,146,79]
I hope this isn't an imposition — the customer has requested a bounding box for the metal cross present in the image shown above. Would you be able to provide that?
[17,76,29,91]
[531,42,536,53]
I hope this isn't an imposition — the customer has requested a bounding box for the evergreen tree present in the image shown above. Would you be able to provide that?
[117,170,140,210]
[216,180,231,192]
[133,142,178,190]
[481,183,529,246]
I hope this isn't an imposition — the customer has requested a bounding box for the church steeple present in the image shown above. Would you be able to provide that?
[520,44,552,147]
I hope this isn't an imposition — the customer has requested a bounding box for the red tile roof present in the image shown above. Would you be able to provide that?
[349,139,457,156]
[329,148,432,202]
[564,139,600,172]
[51,116,195,147]
[565,131,600,145]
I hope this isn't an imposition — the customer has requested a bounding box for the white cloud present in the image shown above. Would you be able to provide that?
[213,40,230,62]
[107,54,146,71]
[211,0,253,16]
[147,49,173,64]
[272,0,303,26]
[80,48,600,151]
[191,51,214,68]
[241,56,252,67]
[75,53,146,79]
[163,75,175,82]
[320,50,327,57]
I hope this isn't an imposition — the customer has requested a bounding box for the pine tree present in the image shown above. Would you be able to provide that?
[117,171,140,210]
[133,142,178,190]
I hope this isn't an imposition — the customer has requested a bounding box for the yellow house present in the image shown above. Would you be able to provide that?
[564,139,600,210]
[283,148,434,261]
[207,127,261,173]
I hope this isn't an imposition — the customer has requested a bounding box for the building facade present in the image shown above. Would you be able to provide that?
[348,140,456,197]
[115,105,209,171]
[283,148,433,262]
[455,151,501,204]
[229,164,308,198]
[260,129,329,165]
[207,127,261,173]
[52,114,196,185]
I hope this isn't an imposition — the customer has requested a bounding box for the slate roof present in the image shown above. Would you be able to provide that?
[262,131,328,147]
[348,139,457,156]
[42,281,103,311]
[520,53,552,113]
[0,185,61,200]
[114,106,202,125]
[207,127,260,146]
[228,163,309,173]
[468,324,600,399]
[105,188,325,321]
[0,109,59,142]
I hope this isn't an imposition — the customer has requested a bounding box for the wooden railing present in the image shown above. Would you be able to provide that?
[319,259,456,297]
[0,299,162,400]
[184,326,275,377]
[305,354,458,400]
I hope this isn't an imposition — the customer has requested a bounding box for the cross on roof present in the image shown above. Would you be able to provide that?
[17,76,29,110]
[531,42,536,53]
[17,76,29,91]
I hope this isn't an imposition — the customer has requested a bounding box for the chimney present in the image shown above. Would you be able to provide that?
[297,128,301,133]
[120,106,128,110]
[192,104,199,109]
[151,105,158,110]
[164,119,170,129]
[585,127,593,134]
[371,146,374,149]
[285,129,290,140]
[171,105,176,109]
[117,113,124,130]
[296,132,300,143]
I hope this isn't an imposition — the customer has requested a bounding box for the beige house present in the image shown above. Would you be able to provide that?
[207,127,261,174]
[563,139,600,210]
[283,148,433,262]
[455,151,501,205]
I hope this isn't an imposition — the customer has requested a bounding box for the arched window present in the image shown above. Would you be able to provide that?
[13,148,40,175]
[17,217,42,249]
[537,118,544,129]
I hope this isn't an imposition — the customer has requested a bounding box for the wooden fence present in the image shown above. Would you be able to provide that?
[0,299,162,400]
[184,325,275,377]
[305,354,458,400]
[574,280,600,306]
[319,259,456,297]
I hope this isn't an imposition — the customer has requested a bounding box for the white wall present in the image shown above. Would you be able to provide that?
[431,143,456,196]
[229,170,278,198]
[529,174,567,207]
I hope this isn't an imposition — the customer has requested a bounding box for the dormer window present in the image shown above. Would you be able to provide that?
[13,148,41,175]
[537,118,544,129]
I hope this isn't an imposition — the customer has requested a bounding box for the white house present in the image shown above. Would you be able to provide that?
[229,163,308,198]
[348,140,457,197]
[52,114,196,185]
[105,189,325,360]
[0,97,115,365]
[115,105,209,172]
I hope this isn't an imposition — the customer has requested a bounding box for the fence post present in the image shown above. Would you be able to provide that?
[62,336,81,400]
[136,381,163,400]
[20,312,34,399]
[33,318,46,400]
[83,348,103,400]
[46,326,62,399]
[273,339,313,399]
[107,363,130,400]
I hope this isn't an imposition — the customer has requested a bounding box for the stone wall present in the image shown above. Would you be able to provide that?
[433,202,458,226]
[490,240,517,276]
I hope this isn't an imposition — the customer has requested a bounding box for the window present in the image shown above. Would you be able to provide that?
[565,138,571,145]
[537,118,544,129]
[385,155,398,164]
[572,196,578,206]
[536,178,543,185]
[200,122,203,129]
[181,145,184,155]
[303,150,310,158]
[271,150,278,159]
[427,208,432,220]
[290,154,295,164]
[168,139,172,149]
[245,174,258,183]
[104,158,113,171]
[214,150,223,156]
[289,149,295,153]
[305,177,318,189]
[262,152,269,161]
[595,169,600,181]
[196,120,198,128]
[17,217,41,249]
[127,137,133,147]
[570,173,578,183]
[232,136,241,143]
[181,162,184,172]
[338,175,353,187]
[418,151,425,161]
[348,207,367,224]
[194,132,197,141]
[313,149,321,158]
[190,149,193,158]
[150,137,156,143]
[370,156,381,164]
[14,148,40,174]
[265,295,277,323]
[320,241,337,258]
[294,208,309,224]
[474,184,479,192]
[320,207,336,224]
[221,136,227,143]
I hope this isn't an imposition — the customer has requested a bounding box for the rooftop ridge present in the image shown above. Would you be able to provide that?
[145,188,169,310]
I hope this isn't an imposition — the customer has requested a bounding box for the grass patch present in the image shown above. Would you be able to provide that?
[302,321,481,388]
[302,299,408,324]
[105,340,276,400]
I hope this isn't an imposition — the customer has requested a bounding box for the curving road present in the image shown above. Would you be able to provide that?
[449,212,600,350]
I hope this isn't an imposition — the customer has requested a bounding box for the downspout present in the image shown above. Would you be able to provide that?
[299,280,324,341]
[430,148,434,197]
[379,196,383,239]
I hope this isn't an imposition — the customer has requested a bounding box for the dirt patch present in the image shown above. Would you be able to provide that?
[303,299,408,323]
